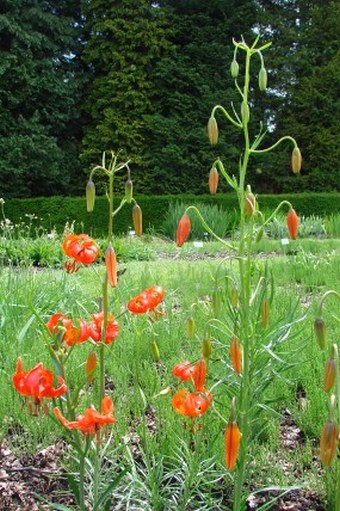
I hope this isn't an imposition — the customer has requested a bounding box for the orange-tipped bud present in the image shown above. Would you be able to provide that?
[209,167,219,195]
[230,337,242,374]
[176,214,191,247]
[186,315,195,339]
[132,204,143,236]
[320,420,339,467]
[245,191,256,216]
[208,116,218,145]
[323,358,336,392]
[105,243,117,288]
[287,208,299,240]
[150,340,160,362]
[86,180,96,212]
[314,318,326,350]
[202,338,212,359]
[85,352,97,383]
[125,179,133,204]
[291,147,302,174]
[261,299,270,328]
[193,359,207,392]
[225,421,242,470]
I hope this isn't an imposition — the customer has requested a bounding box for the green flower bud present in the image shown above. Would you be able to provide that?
[186,315,195,339]
[202,338,212,359]
[241,101,250,124]
[291,147,302,174]
[86,180,96,212]
[314,317,326,350]
[150,340,160,362]
[125,179,133,204]
[258,67,267,92]
[208,116,219,145]
[212,288,222,317]
[230,59,239,79]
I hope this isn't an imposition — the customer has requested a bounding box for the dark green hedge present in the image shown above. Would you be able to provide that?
[3,193,340,237]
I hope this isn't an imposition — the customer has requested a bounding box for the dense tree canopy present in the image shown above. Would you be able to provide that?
[0,0,338,197]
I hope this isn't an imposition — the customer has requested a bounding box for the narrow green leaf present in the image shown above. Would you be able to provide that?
[93,467,129,511]
[17,314,35,343]
[66,472,80,505]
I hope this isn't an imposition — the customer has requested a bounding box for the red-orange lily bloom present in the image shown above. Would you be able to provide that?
[62,234,99,265]
[172,388,212,417]
[47,313,89,346]
[172,359,207,392]
[13,358,67,400]
[87,312,119,344]
[54,396,116,435]
[128,285,165,314]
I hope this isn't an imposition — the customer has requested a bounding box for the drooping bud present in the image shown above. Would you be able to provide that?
[125,179,133,204]
[86,180,96,212]
[320,420,339,467]
[212,287,222,317]
[85,352,97,383]
[258,66,267,92]
[176,214,191,247]
[245,186,256,216]
[225,420,242,470]
[132,204,143,236]
[105,243,117,287]
[286,208,299,240]
[150,340,160,362]
[291,147,302,174]
[230,337,242,374]
[209,167,219,195]
[323,358,336,392]
[230,59,239,79]
[314,318,326,349]
[202,338,212,359]
[241,101,250,124]
[261,300,270,328]
[208,116,219,145]
[186,315,195,339]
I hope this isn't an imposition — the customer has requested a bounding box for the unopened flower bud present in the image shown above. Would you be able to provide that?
[212,288,222,317]
[105,243,117,288]
[132,204,142,236]
[186,315,195,339]
[255,227,264,243]
[314,318,326,350]
[229,287,239,308]
[291,147,302,174]
[230,337,242,374]
[125,179,133,204]
[202,338,212,359]
[209,167,219,195]
[261,299,270,328]
[241,101,250,124]
[230,59,239,79]
[86,180,96,212]
[150,340,160,362]
[85,352,97,383]
[208,116,219,145]
[245,187,256,216]
[258,66,267,92]
[320,420,339,467]
[323,358,336,392]
[176,214,191,247]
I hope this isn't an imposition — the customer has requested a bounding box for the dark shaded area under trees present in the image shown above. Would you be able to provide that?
[0,0,338,198]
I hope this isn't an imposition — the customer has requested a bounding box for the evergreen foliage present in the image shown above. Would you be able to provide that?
[0,0,84,197]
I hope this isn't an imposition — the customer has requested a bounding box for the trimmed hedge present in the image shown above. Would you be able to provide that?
[3,193,340,237]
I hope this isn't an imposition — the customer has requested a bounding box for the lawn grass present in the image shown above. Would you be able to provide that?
[0,240,339,509]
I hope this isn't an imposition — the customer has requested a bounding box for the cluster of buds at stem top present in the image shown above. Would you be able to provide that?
[176,213,191,247]
[209,167,219,195]
[286,208,299,240]
[132,204,142,236]
[208,116,219,145]
[224,398,242,470]
[86,179,96,212]
[244,185,256,216]
[291,147,302,174]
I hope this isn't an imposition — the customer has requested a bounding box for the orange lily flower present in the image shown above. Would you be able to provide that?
[172,359,207,392]
[47,313,89,346]
[13,358,67,402]
[62,234,99,265]
[54,396,116,435]
[172,361,196,381]
[128,286,165,314]
[87,312,119,344]
[172,388,212,417]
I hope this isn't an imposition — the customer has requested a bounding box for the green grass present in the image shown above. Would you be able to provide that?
[0,242,339,509]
